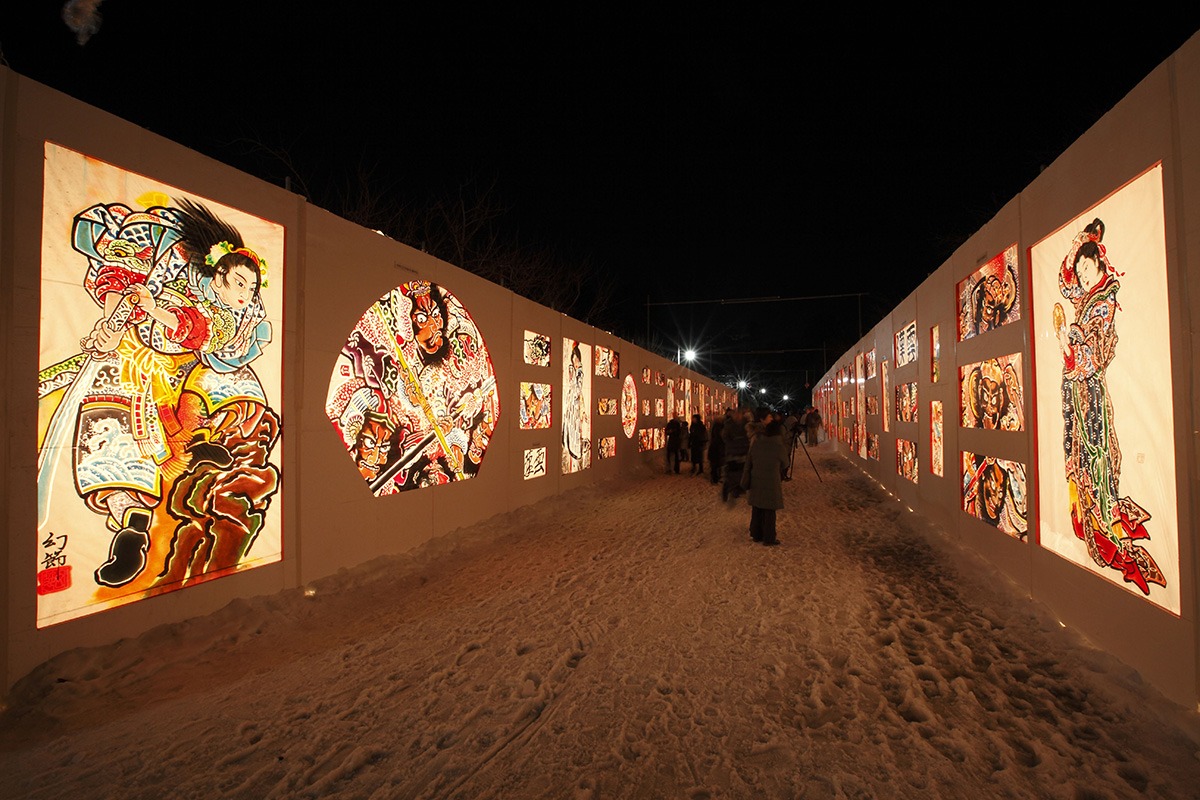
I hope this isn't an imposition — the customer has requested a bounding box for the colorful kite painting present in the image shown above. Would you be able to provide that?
[594,346,619,378]
[959,354,1023,431]
[958,244,1020,341]
[36,144,284,626]
[621,375,638,438]
[897,439,918,483]
[519,383,552,430]
[523,330,551,366]
[327,281,500,496]
[961,452,1028,540]
[562,339,592,473]
[930,400,944,477]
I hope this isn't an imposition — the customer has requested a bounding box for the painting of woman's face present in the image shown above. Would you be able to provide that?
[213,264,258,309]
[1075,253,1101,292]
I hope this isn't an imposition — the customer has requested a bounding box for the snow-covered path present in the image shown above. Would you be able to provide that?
[3,447,1199,799]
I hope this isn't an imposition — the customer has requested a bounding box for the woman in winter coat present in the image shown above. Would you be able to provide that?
[742,420,788,546]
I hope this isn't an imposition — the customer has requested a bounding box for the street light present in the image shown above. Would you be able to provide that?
[683,349,697,362]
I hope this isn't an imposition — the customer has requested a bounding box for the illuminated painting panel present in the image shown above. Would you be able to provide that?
[36,144,284,627]
[894,321,917,367]
[894,382,917,423]
[897,439,918,483]
[667,379,675,420]
[867,434,879,461]
[655,371,664,386]
[931,325,940,383]
[1031,166,1177,611]
[621,374,638,438]
[653,428,665,450]
[959,353,1024,431]
[931,400,944,477]
[855,352,866,459]
[866,396,879,416]
[562,339,592,473]
[641,399,650,416]
[865,348,877,379]
[597,398,617,416]
[957,244,1020,341]
[327,281,499,496]
[961,452,1028,540]
[655,399,665,417]
[523,447,547,480]
[594,346,619,378]
[597,437,616,459]
[881,360,891,432]
[642,367,651,384]
[523,330,551,366]
[638,429,653,452]
[519,383,552,430]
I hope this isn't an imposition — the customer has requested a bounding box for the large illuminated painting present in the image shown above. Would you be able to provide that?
[961,452,1028,540]
[958,244,1020,341]
[930,400,944,477]
[562,339,592,473]
[36,144,284,626]
[620,374,638,438]
[327,281,499,496]
[894,321,917,367]
[519,383,552,430]
[1031,166,1177,610]
[523,330,550,366]
[897,439,918,483]
[594,346,619,378]
[959,353,1024,431]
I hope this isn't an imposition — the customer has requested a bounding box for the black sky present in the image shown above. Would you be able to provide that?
[4,4,1198,399]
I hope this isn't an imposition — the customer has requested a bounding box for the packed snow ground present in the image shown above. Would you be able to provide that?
[4,446,1200,800]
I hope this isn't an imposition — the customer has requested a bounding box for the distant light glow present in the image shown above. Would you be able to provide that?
[737,380,748,390]
[683,349,697,362]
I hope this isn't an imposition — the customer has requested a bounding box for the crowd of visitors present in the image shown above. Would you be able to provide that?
[661,403,824,548]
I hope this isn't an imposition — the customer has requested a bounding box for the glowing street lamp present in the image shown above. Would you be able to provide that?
[737,380,748,390]
[683,349,697,362]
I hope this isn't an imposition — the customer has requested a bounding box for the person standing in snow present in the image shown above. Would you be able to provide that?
[688,414,707,476]
[742,419,788,546]
[707,411,726,485]
[665,416,684,473]
[722,408,752,502]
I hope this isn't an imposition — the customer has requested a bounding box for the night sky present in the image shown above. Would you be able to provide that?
[4,4,1198,401]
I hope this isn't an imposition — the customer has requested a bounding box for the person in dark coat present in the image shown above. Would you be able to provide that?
[707,412,726,484]
[742,419,788,545]
[722,409,752,502]
[805,406,823,446]
[665,416,684,473]
[688,414,707,475]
